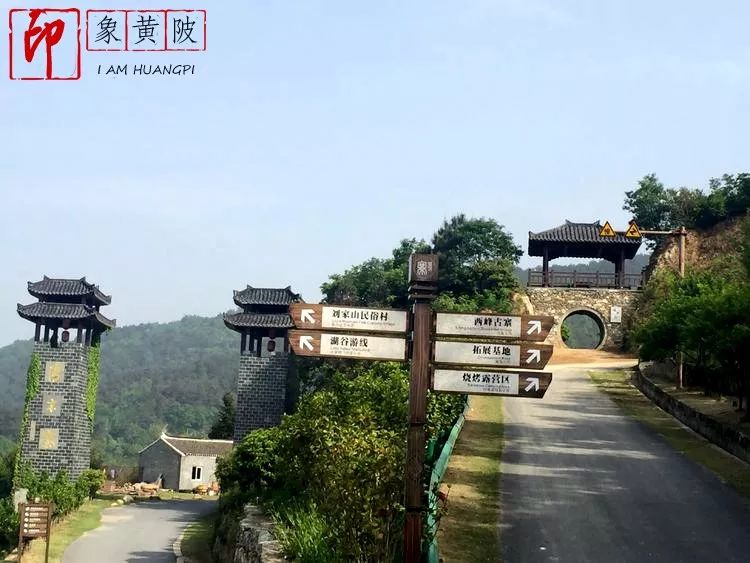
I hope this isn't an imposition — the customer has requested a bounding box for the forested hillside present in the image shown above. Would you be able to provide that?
[0,315,238,464]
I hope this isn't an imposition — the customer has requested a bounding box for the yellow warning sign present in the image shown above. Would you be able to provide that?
[599,221,616,237]
[625,222,642,239]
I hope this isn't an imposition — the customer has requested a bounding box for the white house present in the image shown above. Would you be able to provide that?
[138,434,234,491]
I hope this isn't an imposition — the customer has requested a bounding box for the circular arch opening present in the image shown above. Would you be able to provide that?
[561,309,606,350]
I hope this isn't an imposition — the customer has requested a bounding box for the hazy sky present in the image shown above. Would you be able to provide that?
[1,0,748,346]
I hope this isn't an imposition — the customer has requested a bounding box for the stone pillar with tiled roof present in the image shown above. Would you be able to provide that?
[224,286,301,442]
[16,276,116,480]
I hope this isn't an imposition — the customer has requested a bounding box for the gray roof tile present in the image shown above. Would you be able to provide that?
[223,312,294,329]
[28,276,112,305]
[17,302,116,328]
[233,286,300,307]
[162,436,233,457]
[529,221,642,245]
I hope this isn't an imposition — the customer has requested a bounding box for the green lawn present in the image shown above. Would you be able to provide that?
[436,395,503,562]
[588,369,750,499]
[180,511,217,563]
[16,499,110,563]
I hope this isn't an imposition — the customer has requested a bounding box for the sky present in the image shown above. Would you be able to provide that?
[1,0,748,346]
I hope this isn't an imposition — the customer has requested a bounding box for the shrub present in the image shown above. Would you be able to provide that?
[0,497,18,555]
[77,469,105,500]
[217,362,466,562]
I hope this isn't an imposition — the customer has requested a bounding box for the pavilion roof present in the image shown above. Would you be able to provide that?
[17,302,116,329]
[28,276,111,305]
[528,220,642,260]
[232,286,301,308]
[223,312,294,331]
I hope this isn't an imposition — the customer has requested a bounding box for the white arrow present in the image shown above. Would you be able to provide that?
[524,377,540,392]
[301,308,316,324]
[299,335,314,351]
[526,349,541,364]
[527,320,542,335]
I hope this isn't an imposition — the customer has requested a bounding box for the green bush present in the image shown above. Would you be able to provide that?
[77,469,105,500]
[0,496,18,555]
[218,362,465,562]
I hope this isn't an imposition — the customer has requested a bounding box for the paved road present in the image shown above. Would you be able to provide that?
[501,365,750,563]
[62,499,216,563]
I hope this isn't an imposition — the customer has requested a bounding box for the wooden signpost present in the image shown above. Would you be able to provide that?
[18,502,53,563]
[287,253,555,563]
[288,330,407,361]
[434,341,553,369]
[433,369,553,398]
[435,313,553,341]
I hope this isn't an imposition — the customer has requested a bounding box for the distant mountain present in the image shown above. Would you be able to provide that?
[514,254,651,286]
[0,315,238,465]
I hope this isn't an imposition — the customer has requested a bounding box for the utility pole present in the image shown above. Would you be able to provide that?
[640,226,688,388]
[404,254,438,563]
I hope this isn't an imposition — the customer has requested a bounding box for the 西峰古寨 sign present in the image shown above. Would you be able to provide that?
[434,313,553,341]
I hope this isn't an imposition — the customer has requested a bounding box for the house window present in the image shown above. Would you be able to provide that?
[191,466,202,480]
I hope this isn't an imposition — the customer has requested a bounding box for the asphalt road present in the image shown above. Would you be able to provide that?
[501,365,750,563]
[62,499,216,563]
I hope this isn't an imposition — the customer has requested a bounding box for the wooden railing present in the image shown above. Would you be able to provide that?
[528,270,644,289]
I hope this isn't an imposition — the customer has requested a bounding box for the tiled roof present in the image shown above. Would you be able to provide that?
[17,302,116,328]
[233,286,300,307]
[528,221,642,245]
[223,312,294,329]
[28,276,111,305]
[162,436,233,457]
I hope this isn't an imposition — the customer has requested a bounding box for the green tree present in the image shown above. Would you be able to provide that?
[208,393,236,440]
[624,174,672,230]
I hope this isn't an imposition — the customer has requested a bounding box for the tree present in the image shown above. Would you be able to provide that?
[208,393,236,439]
[623,174,672,230]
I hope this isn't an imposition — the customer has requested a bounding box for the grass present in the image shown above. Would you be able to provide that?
[588,369,750,499]
[436,395,503,563]
[180,510,218,563]
[14,499,110,563]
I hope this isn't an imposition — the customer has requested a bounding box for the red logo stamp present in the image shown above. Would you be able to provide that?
[9,8,81,80]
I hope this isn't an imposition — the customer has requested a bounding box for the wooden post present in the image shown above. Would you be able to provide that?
[542,247,549,287]
[404,254,438,563]
[17,502,25,559]
[44,503,53,563]
[677,226,687,388]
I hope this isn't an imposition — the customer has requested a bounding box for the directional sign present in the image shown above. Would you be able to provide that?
[435,313,553,341]
[599,221,616,237]
[433,341,553,370]
[625,221,642,238]
[19,503,52,539]
[433,369,552,398]
[288,330,407,362]
[290,303,407,334]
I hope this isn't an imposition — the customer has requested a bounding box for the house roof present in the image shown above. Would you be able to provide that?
[528,220,642,260]
[223,312,294,331]
[160,435,234,457]
[529,221,643,245]
[28,276,111,305]
[17,302,116,329]
[233,286,301,307]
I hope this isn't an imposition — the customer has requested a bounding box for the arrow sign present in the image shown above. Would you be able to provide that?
[288,330,407,361]
[434,341,553,370]
[290,304,408,334]
[434,313,553,342]
[526,349,541,364]
[432,369,552,398]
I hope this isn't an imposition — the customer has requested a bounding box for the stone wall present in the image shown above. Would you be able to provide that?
[233,353,290,443]
[636,362,750,464]
[20,342,92,479]
[213,504,284,563]
[525,288,641,350]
